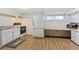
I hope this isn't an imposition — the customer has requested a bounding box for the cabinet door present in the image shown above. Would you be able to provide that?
[2,29,13,45]
[33,29,44,38]
[71,31,75,41]
[71,31,79,45]
[74,31,79,45]
[44,30,52,37]
[14,28,20,39]
[33,16,44,28]
[53,30,71,37]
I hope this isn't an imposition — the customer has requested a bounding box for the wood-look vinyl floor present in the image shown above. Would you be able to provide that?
[1,35,79,50]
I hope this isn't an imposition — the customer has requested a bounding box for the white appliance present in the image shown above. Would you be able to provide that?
[33,16,44,38]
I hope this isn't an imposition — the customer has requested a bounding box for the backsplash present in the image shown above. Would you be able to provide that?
[44,20,71,29]
[0,16,14,26]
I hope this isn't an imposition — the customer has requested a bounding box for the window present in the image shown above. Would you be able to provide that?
[45,16,54,20]
[45,15,64,20]
[46,16,52,20]
[55,16,64,20]
[51,16,54,19]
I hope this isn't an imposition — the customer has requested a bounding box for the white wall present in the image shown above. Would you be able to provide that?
[69,12,79,22]
[67,8,79,22]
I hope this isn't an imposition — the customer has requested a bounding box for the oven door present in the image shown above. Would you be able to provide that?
[20,26,26,34]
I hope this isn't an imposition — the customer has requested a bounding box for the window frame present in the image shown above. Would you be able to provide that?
[55,16,64,20]
[45,15,64,20]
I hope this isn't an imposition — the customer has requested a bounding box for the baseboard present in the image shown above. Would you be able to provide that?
[33,37,44,39]
[45,36,71,39]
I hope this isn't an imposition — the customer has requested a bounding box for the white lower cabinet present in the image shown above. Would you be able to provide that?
[71,31,79,45]
[2,29,13,45]
[33,29,44,38]
[0,28,14,47]
[13,27,20,39]
[0,27,20,48]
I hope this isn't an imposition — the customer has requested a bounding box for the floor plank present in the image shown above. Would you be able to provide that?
[1,35,79,50]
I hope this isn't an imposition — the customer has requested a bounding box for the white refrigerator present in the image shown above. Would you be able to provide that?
[33,16,44,38]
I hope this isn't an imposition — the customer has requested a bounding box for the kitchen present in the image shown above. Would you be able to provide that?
[0,8,79,50]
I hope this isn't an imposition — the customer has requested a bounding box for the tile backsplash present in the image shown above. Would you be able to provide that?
[0,16,14,26]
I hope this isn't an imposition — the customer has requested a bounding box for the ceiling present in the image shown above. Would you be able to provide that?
[11,8,73,14]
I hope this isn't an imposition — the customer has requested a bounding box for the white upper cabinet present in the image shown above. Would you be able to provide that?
[33,16,44,29]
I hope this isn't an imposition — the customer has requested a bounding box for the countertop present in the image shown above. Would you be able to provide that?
[0,26,20,30]
[0,26,14,30]
[72,29,79,32]
[44,28,79,32]
[0,26,79,32]
[0,25,26,30]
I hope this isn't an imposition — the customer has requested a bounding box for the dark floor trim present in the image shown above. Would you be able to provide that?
[45,36,71,39]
